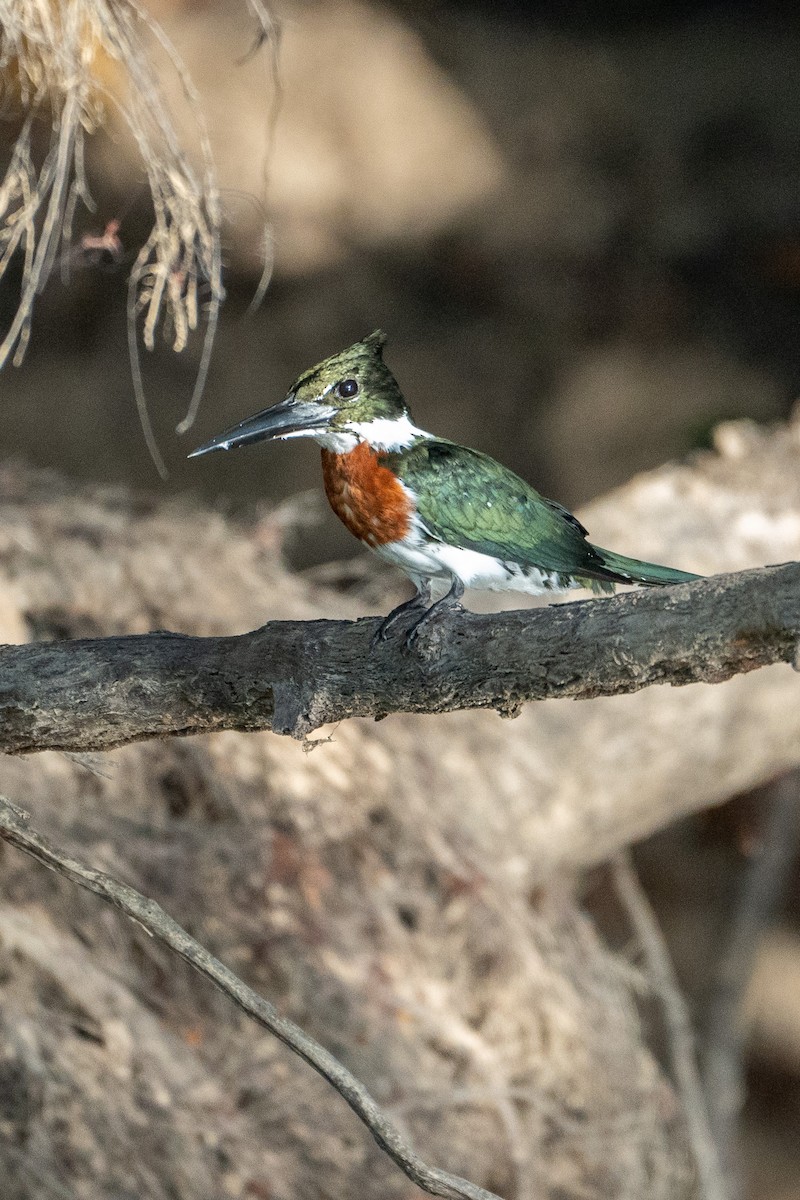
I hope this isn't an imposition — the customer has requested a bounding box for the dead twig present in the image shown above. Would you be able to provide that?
[0,793,503,1200]
[0,1,222,374]
[612,853,727,1200]
[701,772,800,1197]
[0,0,279,470]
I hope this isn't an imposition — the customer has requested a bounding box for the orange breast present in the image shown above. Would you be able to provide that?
[321,443,413,546]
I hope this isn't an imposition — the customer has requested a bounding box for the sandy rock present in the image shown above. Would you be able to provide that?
[539,342,785,504]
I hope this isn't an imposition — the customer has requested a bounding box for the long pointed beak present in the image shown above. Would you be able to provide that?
[188,395,334,458]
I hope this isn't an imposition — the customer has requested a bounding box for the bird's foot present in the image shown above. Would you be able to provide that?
[371,586,431,648]
[403,601,464,650]
[403,580,465,651]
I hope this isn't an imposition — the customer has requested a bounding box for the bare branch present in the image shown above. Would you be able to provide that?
[0,564,798,755]
[0,793,503,1200]
[612,853,727,1200]
[702,772,800,1197]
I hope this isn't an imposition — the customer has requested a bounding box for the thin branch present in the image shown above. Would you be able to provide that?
[0,793,503,1200]
[702,771,800,1197]
[0,564,798,754]
[612,853,727,1200]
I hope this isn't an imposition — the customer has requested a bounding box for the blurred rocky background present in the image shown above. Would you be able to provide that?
[2,1,800,1198]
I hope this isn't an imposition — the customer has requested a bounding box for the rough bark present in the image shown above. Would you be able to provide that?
[0,563,797,753]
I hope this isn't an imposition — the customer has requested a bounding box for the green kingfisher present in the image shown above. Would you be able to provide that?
[189,331,698,641]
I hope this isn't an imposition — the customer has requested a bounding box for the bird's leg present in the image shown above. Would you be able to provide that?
[372,580,432,646]
[404,576,465,648]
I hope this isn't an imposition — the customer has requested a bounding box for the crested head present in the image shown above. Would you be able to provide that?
[268,330,428,453]
[290,330,404,420]
[188,331,428,461]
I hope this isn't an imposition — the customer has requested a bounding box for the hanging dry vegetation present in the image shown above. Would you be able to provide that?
[0,0,275,469]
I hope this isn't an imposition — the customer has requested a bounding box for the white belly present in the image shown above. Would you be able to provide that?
[371,536,571,595]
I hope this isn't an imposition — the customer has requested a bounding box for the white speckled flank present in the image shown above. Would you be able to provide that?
[371,517,573,595]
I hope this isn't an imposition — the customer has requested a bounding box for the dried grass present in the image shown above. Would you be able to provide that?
[0,0,277,474]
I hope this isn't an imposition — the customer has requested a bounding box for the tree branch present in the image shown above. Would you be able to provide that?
[612,853,727,1200]
[0,564,798,753]
[0,794,502,1200]
[702,771,800,1197]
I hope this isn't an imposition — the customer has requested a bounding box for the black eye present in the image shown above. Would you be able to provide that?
[336,379,359,399]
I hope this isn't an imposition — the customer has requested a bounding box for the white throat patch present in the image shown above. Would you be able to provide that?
[342,413,427,452]
[280,411,429,454]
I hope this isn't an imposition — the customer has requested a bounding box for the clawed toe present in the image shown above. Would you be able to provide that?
[370,580,464,651]
[370,617,394,648]
[371,608,417,648]
[370,584,431,649]
[403,598,464,651]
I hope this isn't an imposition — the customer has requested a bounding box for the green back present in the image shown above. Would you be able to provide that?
[388,439,614,583]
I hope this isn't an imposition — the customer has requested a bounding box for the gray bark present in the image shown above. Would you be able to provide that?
[0,562,797,753]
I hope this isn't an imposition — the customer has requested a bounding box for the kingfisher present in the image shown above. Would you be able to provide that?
[189,331,698,642]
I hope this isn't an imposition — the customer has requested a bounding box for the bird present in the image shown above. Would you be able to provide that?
[189,330,699,643]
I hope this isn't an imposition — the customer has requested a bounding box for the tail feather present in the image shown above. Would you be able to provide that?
[590,545,700,588]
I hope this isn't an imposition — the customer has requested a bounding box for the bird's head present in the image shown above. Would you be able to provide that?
[189,331,424,459]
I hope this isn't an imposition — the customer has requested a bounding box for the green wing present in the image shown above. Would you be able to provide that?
[391,440,699,588]
[390,440,613,583]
